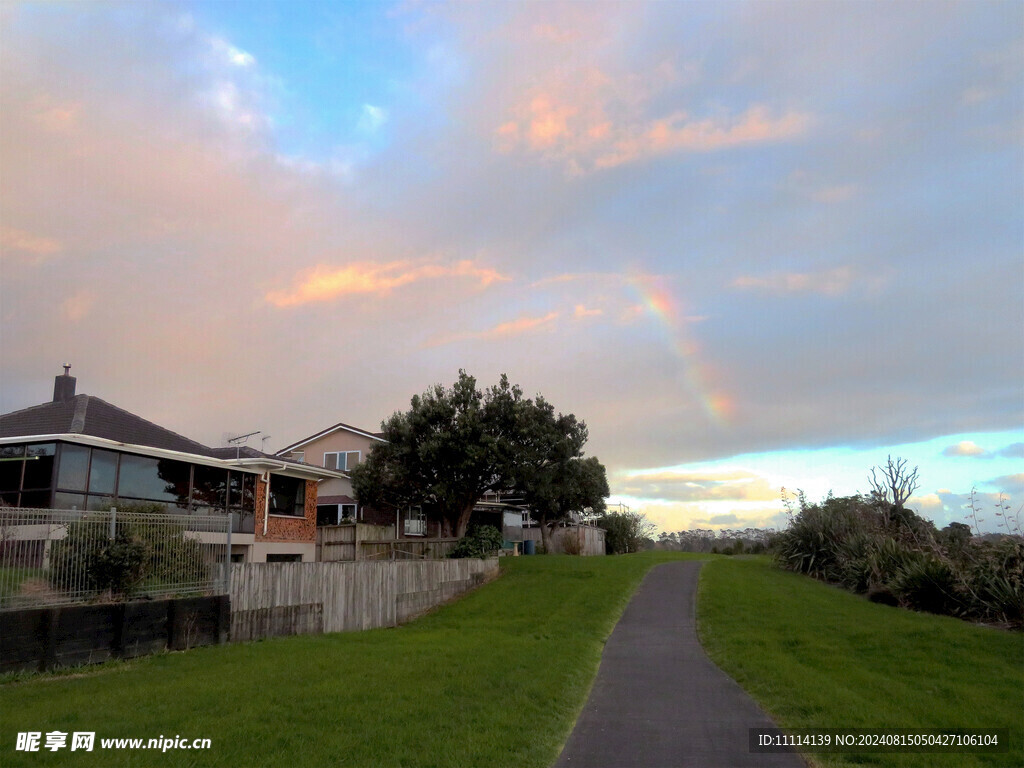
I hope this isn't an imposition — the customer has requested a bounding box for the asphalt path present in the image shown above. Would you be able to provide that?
[555,560,806,768]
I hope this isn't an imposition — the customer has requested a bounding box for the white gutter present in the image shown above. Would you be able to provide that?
[0,434,342,481]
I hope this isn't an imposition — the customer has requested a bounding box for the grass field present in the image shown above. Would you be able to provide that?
[1,553,1021,767]
[697,556,1024,768]
[0,552,696,767]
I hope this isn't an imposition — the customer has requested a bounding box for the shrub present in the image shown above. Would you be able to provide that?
[449,525,503,559]
[597,510,655,554]
[560,528,583,556]
[965,538,1024,626]
[48,506,208,601]
[50,521,147,598]
[889,553,961,615]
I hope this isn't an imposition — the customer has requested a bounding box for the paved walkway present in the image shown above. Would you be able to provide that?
[555,561,805,768]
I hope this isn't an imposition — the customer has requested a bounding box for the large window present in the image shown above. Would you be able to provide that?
[0,443,55,508]
[323,451,360,472]
[18,441,261,532]
[269,475,306,517]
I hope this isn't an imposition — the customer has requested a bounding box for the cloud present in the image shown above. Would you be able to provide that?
[208,36,256,68]
[61,290,96,322]
[708,513,740,525]
[573,304,603,318]
[358,104,389,134]
[266,260,509,307]
[990,473,1024,496]
[996,442,1024,459]
[0,226,62,264]
[942,440,988,457]
[730,266,888,298]
[498,91,812,173]
[618,469,780,503]
[429,311,561,347]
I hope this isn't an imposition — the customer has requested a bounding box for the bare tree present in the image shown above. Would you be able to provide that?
[869,455,919,512]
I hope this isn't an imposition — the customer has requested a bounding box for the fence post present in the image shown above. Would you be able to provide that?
[109,507,117,540]
[225,515,232,594]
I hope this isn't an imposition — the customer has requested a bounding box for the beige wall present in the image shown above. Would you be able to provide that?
[317,475,355,498]
[285,428,383,471]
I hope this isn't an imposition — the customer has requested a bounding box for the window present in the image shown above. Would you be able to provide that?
[317,503,358,525]
[323,451,360,472]
[0,443,55,508]
[192,464,228,511]
[268,475,305,517]
[117,455,189,505]
[404,506,426,536]
[289,451,304,462]
[267,553,302,563]
[88,450,118,495]
[22,444,55,491]
[56,443,90,491]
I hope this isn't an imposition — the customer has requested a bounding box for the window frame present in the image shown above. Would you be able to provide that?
[322,451,360,472]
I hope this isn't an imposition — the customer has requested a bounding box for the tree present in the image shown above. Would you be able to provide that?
[351,371,524,538]
[510,395,609,553]
[597,509,655,554]
[868,455,919,515]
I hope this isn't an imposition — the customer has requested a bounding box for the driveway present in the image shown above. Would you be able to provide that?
[555,560,806,768]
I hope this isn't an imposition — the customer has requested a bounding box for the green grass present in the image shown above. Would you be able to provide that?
[0,552,698,767]
[697,556,1024,768]
[3,553,1020,767]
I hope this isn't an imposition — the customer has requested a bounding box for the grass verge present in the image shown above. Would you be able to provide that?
[697,556,1024,768]
[0,552,697,767]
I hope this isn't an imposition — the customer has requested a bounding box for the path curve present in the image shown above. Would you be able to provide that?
[555,560,805,768]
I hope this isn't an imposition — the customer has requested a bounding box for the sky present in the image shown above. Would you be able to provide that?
[1,1,1021,534]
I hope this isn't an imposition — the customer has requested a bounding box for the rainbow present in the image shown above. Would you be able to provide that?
[627,272,733,425]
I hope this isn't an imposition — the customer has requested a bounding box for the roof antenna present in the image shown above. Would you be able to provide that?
[227,430,261,460]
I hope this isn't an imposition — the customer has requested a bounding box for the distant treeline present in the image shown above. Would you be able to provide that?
[655,528,776,555]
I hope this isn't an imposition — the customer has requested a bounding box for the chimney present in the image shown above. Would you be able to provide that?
[53,364,77,402]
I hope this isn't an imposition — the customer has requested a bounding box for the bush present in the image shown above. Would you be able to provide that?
[889,553,961,615]
[449,525,503,559]
[775,487,1024,628]
[49,506,208,601]
[597,510,655,554]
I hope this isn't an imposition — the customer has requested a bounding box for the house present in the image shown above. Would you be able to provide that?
[0,368,343,562]
[275,422,441,538]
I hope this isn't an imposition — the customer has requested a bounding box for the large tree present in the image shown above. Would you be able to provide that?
[350,371,524,538]
[512,396,609,553]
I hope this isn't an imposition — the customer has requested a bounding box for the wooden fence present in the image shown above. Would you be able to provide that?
[316,523,458,561]
[522,524,605,555]
[229,557,498,641]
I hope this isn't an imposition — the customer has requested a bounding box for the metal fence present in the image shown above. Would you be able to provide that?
[0,507,231,611]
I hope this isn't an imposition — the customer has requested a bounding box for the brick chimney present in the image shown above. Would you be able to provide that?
[53,364,77,402]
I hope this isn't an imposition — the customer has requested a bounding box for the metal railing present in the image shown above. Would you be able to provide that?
[0,507,231,611]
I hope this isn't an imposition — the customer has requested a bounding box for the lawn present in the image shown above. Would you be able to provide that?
[697,556,1024,768]
[2,553,1021,767]
[0,552,697,767]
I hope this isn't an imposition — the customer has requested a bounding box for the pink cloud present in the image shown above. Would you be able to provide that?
[266,259,510,307]
[493,54,812,173]
[428,310,560,347]
[574,304,603,318]
[0,225,62,264]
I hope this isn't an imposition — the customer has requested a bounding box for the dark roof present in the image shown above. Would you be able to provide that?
[0,395,216,457]
[207,445,312,467]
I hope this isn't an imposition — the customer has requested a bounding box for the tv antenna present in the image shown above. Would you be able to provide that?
[227,430,261,460]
